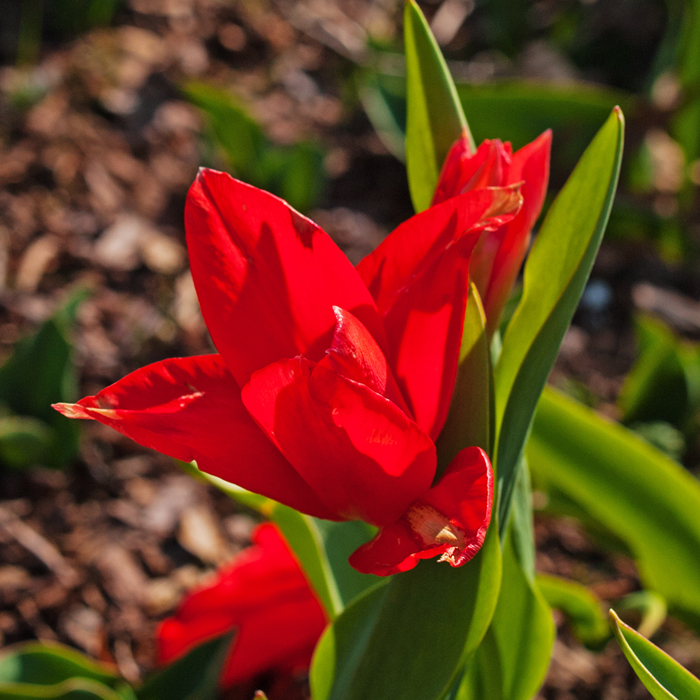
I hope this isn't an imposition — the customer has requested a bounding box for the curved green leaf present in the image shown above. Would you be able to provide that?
[610,609,700,700]
[0,643,119,687]
[0,678,125,700]
[538,575,610,648]
[404,0,469,212]
[529,387,700,627]
[494,107,624,531]
[311,527,502,700]
[617,590,668,640]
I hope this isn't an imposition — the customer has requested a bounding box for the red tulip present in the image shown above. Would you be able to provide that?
[433,130,552,336]
[54,169,519,575]
[157,523,327,688]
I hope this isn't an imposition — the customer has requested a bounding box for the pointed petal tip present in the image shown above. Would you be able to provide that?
[52,402,91,420]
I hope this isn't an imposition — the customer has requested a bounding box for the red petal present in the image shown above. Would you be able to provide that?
[53,356,336,520]
[157,523,327,688]
[432,139,512,205]
[358,187,521,439]
[348,446,493,576]
[186,169,386,386]
[357,186,522,317]
[381,242,471,440]
[483,130,551,334]
[241,356,436,526]
[317,307,411,416]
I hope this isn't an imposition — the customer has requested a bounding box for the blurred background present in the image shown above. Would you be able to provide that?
[0,0,699,698]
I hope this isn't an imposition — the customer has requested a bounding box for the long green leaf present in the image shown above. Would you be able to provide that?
[311,527,502,700]
[529,387,700,627]
[404,0,469,212]
[494,107,624,531]
[455,534,554,700]
[610,610,700,700]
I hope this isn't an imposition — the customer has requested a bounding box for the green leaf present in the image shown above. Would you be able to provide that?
[509,458,535,582]
[619,315,700,433]
[617,590,668,640]
[610,609,700,700]
[136,633,232,700]
[455,81,632,157]
[437,283,491,468]
[455,534,554,700]
[0,289,87,469]
[529,387,700,628]
[358,69,406,161]
[183,82,268,185]
[183,82,325,213]
[0,642,120,687]
[404,0,469,212]
[358,69,631,167]
[0,678,126,700]
[494,107,624,532]
[312,519,382,608]
[311,527,502,700]
[0,416,54,469]
[537,575,610,648]
[0,641,132,700]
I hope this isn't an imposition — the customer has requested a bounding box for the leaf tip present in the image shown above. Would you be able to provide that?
[612,105,625,125]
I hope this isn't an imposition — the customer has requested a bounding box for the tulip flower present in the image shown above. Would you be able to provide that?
[157,523,327,689]
[433,130,552,336]
[54,168,520,575]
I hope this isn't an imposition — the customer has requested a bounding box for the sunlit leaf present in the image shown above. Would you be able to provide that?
[0,641,132,700]
[404,0,469,212]
[538,575,610,648]
[311,527,501,700]
[529,387,700,628]
[610,610,700,700]
[494,107,624,531]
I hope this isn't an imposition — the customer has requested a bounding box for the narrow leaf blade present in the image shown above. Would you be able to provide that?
[495,107,624,529]
[610,610,700,700]
[404,0,469,212]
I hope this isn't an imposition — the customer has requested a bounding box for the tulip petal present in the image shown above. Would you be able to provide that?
[358,187,521,439]
[317,307,411,416]
[357,186,522,316]
[53,355,336,520]
[186,169,387,386]
[348,446,493,576]
[242,356,436,526]
[483,130,552,334]
[432,139,512,205]
[157,523,327,688]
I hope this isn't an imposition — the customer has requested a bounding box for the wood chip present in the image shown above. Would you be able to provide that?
[0,506,79,588]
